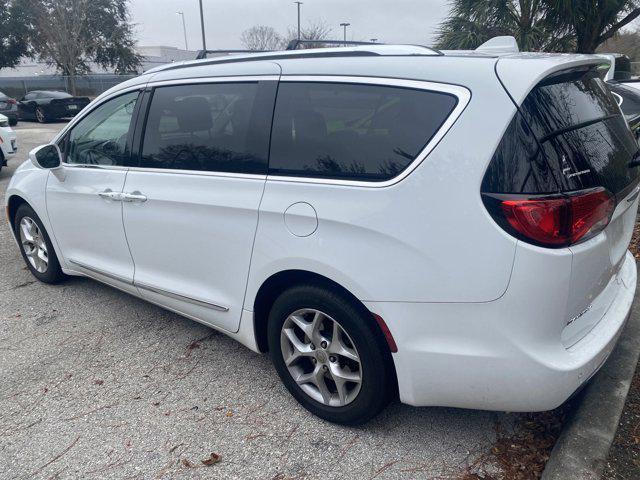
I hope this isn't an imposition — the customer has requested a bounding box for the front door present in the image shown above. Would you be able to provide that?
[47,91,140,285]
[122,80,277,332]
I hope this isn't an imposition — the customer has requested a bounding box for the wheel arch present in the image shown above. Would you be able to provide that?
[6,194,28,232]
[251,269,396,359]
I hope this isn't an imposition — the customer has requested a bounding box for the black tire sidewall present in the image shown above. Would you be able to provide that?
[267,285,393,425]
[14,204,64,283]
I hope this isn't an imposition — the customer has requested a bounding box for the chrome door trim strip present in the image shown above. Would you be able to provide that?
[135,281,229,312]
[68,259,133,285]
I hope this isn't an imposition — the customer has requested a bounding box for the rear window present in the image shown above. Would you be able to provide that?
[269,82,458,181]
[523,68,639,195]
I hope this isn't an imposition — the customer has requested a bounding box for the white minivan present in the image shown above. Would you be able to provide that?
[5,44,638,424]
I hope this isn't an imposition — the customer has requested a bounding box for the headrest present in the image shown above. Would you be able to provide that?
[175,96,213,132]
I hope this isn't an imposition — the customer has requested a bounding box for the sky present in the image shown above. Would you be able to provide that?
[130,0,450,50]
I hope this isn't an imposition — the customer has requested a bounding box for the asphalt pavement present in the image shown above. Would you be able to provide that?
[0,121,512,479]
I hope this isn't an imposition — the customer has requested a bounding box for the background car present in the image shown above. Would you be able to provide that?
[18,90,90,123]
[608,81,640,141]
[0,91,19,126]
[0,113,17,174]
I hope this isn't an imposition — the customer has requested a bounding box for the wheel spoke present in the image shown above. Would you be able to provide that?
[314,368,332,404]
[20,221,34,243]
[328,324,359,363]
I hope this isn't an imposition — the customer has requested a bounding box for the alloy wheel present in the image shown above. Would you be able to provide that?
[19,217,48,273]
[280,308,362,407]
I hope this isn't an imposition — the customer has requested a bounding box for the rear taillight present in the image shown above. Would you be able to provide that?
[483,188,615,248]
[7,99,16,104]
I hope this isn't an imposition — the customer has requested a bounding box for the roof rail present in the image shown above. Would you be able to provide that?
[286,39,381,50]
[149,44,443,74]
[195,49,270,60]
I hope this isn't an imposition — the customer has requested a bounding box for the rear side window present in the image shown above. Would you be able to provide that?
[483,67,639,195]
[140,82,273,174]
[524,68,638,194]
[269,82,458,181]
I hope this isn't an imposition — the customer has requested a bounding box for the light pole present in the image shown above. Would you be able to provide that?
[177,11,188,50]
[198,0,207,51]
[294,2,303,41]
[340,22,350,46]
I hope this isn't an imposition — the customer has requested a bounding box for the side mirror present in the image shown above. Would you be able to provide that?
[29,144,62,169]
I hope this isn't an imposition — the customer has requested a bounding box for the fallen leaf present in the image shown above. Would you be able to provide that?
[94,379,104,386]
[181,458,195,468]
[201,452,221,466]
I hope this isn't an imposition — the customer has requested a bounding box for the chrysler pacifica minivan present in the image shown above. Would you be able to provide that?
[5,42,638,424]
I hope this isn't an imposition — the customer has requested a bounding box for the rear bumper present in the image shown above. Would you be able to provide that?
[366,250,636,412]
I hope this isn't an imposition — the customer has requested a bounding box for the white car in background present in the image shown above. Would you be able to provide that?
[0,114,17,174]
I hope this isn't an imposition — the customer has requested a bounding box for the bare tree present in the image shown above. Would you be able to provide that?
[598,29,640,61]
[240,25,284,51]
[285,20,333,48]
[22,0,141,94]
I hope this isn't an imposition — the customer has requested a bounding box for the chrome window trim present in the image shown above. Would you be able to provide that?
[52,85,146,145]
[54,74,470,188]
[146,74,280,89]
[136,281,229,312]
[267,75,471,188]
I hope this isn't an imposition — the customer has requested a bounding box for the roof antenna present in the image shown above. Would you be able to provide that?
[476,36,519,54]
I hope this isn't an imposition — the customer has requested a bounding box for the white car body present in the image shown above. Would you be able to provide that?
[0,113,17,167]
[5,43,638,416]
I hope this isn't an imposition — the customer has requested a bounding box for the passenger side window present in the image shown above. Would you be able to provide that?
[140,82,269,174]
[66,91,139,166]
[269,82,458,181]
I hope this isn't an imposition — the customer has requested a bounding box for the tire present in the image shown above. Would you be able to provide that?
[35,107,48,123]
[14,203,65,284]
[267,285,395,425]
[8,117,17,126]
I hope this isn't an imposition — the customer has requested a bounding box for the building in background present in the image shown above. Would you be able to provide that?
[0,45,199,78]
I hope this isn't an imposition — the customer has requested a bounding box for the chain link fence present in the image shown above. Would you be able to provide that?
[0,74,137,99]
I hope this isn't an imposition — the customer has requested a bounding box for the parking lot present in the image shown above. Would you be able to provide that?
[1,122,520,479]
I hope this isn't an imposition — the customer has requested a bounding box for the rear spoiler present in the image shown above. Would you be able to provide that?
[496,56,611,105]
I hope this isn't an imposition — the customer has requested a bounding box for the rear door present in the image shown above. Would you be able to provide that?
[499,63,639,344]
[122,78,278,332]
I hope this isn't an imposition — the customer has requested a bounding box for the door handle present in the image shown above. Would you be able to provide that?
[98,189,124,201]
[122,191,147,203]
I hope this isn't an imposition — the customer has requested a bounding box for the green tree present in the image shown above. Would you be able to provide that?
[546,0,640,53]
[0,1,30,69]
[435,0,573,52]
[436,0,640,54]
[23,0,142,94]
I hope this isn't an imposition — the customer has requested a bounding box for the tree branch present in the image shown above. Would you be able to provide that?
[598,8,640,45]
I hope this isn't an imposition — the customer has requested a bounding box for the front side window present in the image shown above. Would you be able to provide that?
[66,91,139,166]
[140,82,269,174]
[269,82,458,181]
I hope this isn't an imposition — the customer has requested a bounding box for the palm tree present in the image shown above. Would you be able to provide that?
[546,0,640,53]
[436,0,640,53]
[435,0,573,51]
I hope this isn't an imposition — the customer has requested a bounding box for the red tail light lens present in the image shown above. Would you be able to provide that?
[7,99,16,104]
[485,188,615,248]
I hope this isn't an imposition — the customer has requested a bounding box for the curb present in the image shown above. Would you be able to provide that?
[542,288,640,480]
